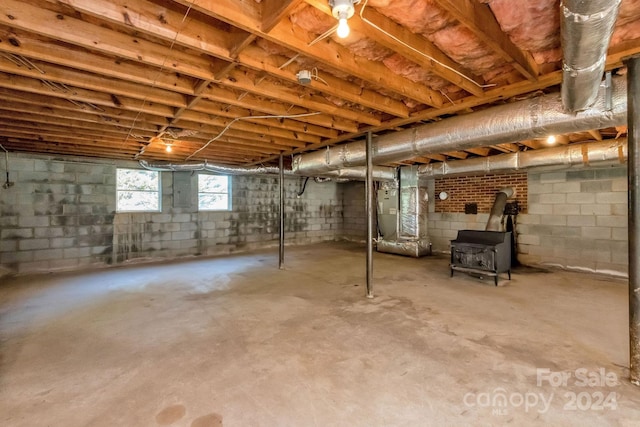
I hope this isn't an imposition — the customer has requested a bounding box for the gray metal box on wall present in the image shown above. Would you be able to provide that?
[173,172,192,208]
[377,183,398,240]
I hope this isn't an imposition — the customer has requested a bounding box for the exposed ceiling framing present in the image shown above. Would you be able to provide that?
[0,0,639,167]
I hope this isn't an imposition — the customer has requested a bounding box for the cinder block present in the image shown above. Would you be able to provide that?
[0,216,18,228]
[539,215,567,226]
[528,183,554,195]
[566,170,596,181]
[612,179,628,192]
[18,261,50,274]
[50,237,77,249]
[612,228,628,241]
[596,215,626,228]
[19,238,50,250]
[552,181,581,193]
[566,193,595,204]
[163,223,180,232]
[581,226,611,240]
[0,240,17,252]
[596,192,627,204]
[33,249,63,261]
[528,204,553,215]
[518,214,540,225]
[581,181,612,193]
[595,168,626,179]
[0,251,34,263]
[580,204,611,215]
[611,204,627,216]
[435,220,451,230]
[566,215,596,227]
[171,231,192,240]
[539,172,567,183]
[34,160,64,173]
[538,193,566,204]
[553,204,580,215]
[1,228,34,239]
[19,216,50,228]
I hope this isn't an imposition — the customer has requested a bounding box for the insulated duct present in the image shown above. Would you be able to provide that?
[418,138,628,177]
[292,76,627,175]
[139,160,396,181]
[561,0,621,112]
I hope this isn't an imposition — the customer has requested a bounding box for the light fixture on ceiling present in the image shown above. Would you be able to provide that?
[165,143,173,153]
[546,135,556,145]
[329,0,360,39]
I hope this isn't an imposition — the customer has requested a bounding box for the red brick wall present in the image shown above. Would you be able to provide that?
[434,173,528,213]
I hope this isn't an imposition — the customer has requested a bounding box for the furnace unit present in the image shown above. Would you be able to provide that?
[376,166,431,257]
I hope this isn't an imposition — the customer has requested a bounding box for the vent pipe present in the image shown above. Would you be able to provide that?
[486,188,514,231]
[560,0,621,112]
[292,76,627,175]
[418,139,628,177]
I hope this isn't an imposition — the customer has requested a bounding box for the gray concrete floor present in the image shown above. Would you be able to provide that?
[1,241,640,427]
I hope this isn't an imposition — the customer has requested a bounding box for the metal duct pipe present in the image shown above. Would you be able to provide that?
[292,76,627,175]
[418,139,628,177]
[138,160,396,181]
[561,0,621,112]
[486,187,514,231]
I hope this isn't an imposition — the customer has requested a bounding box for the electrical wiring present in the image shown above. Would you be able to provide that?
[185,111,322,161]
[122,1,195,150]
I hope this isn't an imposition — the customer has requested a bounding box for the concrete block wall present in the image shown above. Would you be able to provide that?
[518,167,627,276]
[0,156,115,276]
[426,166,628,277]
[0,153,343,276]
[341,182,367,241]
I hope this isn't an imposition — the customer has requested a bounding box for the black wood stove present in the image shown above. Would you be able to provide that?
[450,230,512,285]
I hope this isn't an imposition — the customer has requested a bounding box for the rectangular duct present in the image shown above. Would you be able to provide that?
[376,166,431,257]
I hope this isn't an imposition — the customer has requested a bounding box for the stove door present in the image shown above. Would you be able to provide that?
[452,245,495,271]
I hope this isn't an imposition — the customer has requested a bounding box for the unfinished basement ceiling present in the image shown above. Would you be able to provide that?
[0,0,639,166]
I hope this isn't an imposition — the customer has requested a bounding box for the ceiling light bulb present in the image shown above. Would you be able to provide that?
[546,135,556,145]
[166,145,172,153]
[337,17,350,38]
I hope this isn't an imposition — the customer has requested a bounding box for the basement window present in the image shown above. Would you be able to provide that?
[116,168,161,212]
[198,174,231,211]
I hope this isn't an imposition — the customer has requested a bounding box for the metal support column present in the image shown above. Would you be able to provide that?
[366,131,374,298]
[279,154,285,270]
[626,54,640,386]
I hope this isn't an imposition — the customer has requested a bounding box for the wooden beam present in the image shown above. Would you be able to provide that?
[305,0,485,97]
[464,147,491,157]
[262,0,304,33]
[0,0,373,127]
[172,0,444,108]
[55,0,409,118]
[588,129,603,141]
[433,0,539,80]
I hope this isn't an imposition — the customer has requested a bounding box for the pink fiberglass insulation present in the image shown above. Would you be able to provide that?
[611,0,640,46]
[430,24,506,73]
[481,0,560,54]
[532,48,562,65]
[382,54,451,89]
[289,5,335,35]
[368,0,456,35]
[344,36,394,61]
